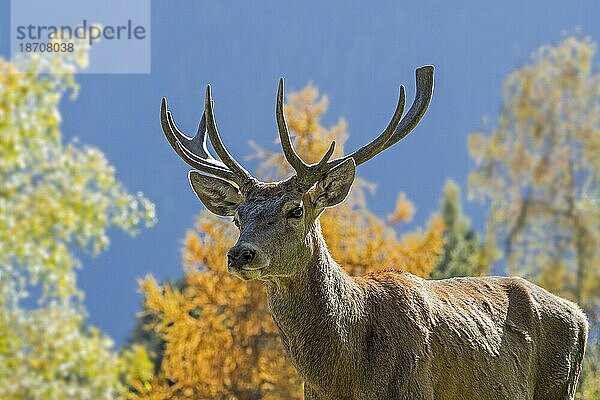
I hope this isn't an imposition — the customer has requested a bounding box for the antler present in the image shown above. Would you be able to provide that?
[276,78,338,185]
[162,66,433,191]
[161,86,253,187]
[277,65,434,189]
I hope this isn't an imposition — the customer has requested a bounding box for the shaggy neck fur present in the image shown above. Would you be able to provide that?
[266,220,366,393]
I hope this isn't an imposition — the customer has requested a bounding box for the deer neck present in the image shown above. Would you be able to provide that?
[266,220,365,379]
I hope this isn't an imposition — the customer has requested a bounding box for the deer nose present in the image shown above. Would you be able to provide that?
[227,245,256,268]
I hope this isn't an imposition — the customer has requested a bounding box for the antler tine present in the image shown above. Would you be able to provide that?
[347,66,434,166]
[160,97,237,182]
[204,85,253,185]
[276,78,310,175]
[346,84,406,166]
[277,78,338,187]
[377,65,434,153]
[315,141,336,168]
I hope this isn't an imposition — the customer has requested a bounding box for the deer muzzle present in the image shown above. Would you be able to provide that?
[227,243,263,271]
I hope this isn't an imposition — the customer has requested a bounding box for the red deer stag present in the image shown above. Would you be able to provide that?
[160,66,588,400]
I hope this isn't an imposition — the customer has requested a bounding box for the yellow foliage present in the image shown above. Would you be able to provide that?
[388,192,416,224]
[135,85,445,398]
[1,51,156,399]
[467,37,600,396]
[468,36,600,311]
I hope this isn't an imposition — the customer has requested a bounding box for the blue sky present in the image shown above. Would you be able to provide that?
[2,1,599,346]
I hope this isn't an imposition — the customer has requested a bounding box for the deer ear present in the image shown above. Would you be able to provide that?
[188,171,243,216]
[311,158,356,209]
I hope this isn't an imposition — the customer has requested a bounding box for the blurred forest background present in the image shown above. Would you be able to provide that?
[0,36,599,399]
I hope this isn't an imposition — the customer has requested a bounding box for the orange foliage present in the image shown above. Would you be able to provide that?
[133,85,445,399]
[388,192,416,225]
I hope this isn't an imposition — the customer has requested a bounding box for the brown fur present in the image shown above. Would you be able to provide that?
[163,73,588,398]
[267,221,587,400]
[187,172,589,400]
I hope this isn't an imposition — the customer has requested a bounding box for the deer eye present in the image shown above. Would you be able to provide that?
[287,206,303,218]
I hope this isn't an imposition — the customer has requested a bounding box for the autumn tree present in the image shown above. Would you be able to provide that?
[581,338,600,400]
[430,179,486,279]
[127,277,188,377]
[0,51,156,398]
[134,84,445,399]
[467,36,600,398]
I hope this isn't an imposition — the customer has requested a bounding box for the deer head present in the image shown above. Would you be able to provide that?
[160,66,434,281]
